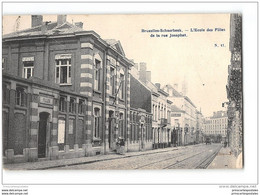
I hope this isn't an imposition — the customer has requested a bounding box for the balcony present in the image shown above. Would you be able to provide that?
[160,118,167,127]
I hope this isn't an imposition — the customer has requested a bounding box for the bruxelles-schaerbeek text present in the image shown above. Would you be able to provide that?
[141,28,225,38]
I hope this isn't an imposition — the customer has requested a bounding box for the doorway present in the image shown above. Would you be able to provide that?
[38,112,49,158]
[108,111,114,149]
[140,124,144,150]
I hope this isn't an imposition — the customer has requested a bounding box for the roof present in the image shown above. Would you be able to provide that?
[3,18,132,65]
[184,96,196,108]
[164,84,182,97]
[104,39,125,56]
[3,21,84,39]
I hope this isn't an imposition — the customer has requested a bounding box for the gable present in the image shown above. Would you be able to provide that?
[115,41,125,56]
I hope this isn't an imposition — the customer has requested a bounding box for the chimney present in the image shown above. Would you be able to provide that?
[57,15,67,26]
[174,83,178,91]
[139,62,147,83]
[31,15,43,27]
[155,83,161,89]
[75,22,83,28]
[146,71,151,82]
[41,21,48,33]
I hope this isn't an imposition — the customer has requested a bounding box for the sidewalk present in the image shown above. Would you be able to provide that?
[4,145,198,170]
[207,147,242,169]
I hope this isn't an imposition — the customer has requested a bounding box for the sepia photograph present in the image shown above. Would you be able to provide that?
[2,13,243,171]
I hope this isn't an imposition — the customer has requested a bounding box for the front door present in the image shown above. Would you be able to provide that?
[108,111,114,149]
[38,112,49,158]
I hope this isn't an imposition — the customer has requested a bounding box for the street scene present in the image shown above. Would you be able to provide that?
[2,14,242,170]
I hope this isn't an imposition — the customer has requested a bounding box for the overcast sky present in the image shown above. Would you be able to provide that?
[3,14,230,117]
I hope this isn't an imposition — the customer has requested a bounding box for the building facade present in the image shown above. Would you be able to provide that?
[203,111,228,142]
[131,62,173,149]
[129,74,153,151]
[2,15,135,163]
[163,84,197,145]
[195,110,204,143]
[226,13,243,157]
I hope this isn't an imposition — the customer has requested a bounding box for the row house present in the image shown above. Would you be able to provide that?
[135,63,173,149]
[129,74,153,151]
[163,84,197,145]
[2,15,134,163]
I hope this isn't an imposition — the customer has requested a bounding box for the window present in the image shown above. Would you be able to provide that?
[94,59,101,91]
[119,73,124,99]
[69,119,74,134]
[16,87,27,106]
[59,96,66,112]
[58,119,66,150]
[158,105,160,119]
[155,106,157,121]
[22,57,34,79]
[94,107,100,138]
[2,58,6,70]
[78,99,84,114]
[2,83,10,104]
[69,98,76,113]
[110,67,115,95]
[55,54,72,84]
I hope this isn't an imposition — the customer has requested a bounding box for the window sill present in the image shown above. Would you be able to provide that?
[59,83,72,86]
[93,90,102,94]
[109,95,116,98]
[15,105,28,109]
[93,137,101,141]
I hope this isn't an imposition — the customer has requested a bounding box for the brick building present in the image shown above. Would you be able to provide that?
[134,63,173,149]
[129,74,152,151]
[2,15,134,163]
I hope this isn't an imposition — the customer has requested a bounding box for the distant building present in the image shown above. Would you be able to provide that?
[203,111,228,139]
[163,84,197,145]
[196,110,204,143]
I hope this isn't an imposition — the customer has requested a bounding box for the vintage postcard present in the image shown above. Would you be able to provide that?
[2,14,243,171]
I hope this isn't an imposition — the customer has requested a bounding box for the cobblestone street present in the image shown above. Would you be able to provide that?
[51,144,222,170]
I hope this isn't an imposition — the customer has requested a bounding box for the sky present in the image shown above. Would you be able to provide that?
[2,14,230,117]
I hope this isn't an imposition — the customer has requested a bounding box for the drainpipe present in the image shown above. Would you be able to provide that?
[103,49,107,154]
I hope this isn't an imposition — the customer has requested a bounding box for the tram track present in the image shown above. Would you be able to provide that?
[195,145,222,169]
[48,144,221,170]
[134,145,220,170]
